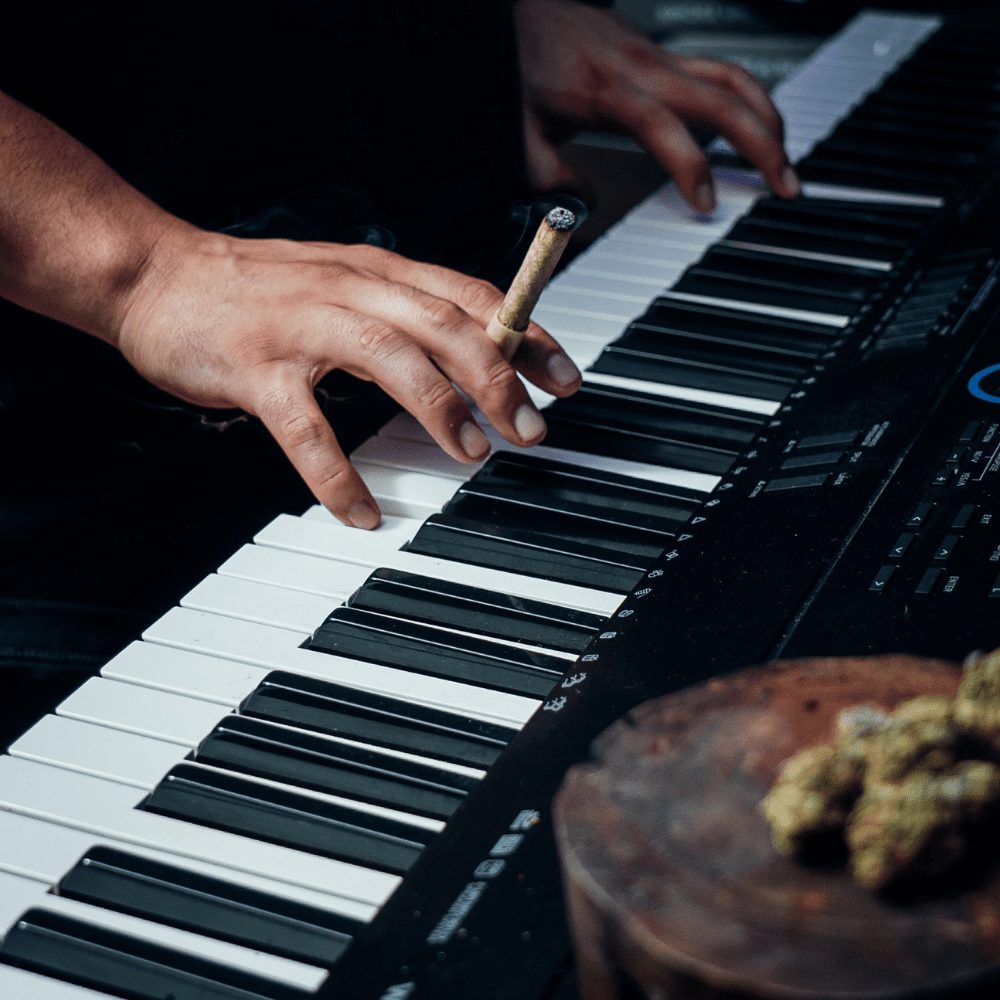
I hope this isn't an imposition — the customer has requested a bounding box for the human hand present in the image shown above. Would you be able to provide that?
[514,0,799,213]
[117,227,582,528]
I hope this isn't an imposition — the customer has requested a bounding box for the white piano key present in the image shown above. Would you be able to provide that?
[548,271,672,305]
[0,809,377,922]
[659,290,850,329]
[536,287,642,322]
[60,677,229,746]
[582,372,780,417]
[101,643,487,782]
[801,181,945,210]
[257,511,619,616]
[718,239,894,273]
[103,641,268,707]
[375,412,719,491]
[353,462,457,519]
[566,255,685,289]
[0,870,328,993]
[15,714,445,836]
[532,305,625,342]
[605,229,715,260]
[183,574,335,633]
[144,607,540,728]
[187,569,577,665]
[0,965,116,1000]
[12,714,186,790]
[353,435,483,482]
[0,757,400,909]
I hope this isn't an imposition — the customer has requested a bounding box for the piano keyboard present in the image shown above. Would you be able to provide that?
[6,10,1000,998]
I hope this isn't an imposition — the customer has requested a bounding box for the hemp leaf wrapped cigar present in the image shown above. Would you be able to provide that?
[487,207,577,360]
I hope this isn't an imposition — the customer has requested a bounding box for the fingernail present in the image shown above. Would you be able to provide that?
[782,165,802,198]
[695,182,716,214]
[514,403,546,443]
[547,352,581,388]
[459,419,490,459]
[347,499,380,530]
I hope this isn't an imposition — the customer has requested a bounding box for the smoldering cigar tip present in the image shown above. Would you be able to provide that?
[545,207,576,231]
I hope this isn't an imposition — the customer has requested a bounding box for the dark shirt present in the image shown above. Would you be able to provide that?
[0,2,528,683]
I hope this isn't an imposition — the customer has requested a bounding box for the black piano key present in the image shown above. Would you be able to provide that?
[591,344,801,402]
[240,671,514,769]
[725,217,907,263]
[544,385,758,473]
[349,565,601,654]
[194,715,471,821]
[1,907,307,1000]
[454,467,682,538]
[309,606,562,699]
[468,451,699,534]
[57,846,359,968]
[630,301,834,353]
[443,491,671,561]
[544,415,735,475]
[144,764,428,875]
[796,156,960,197]
[621,315,825,361]
[689,246,882,300]
[748,196,932,237]
[675,270,865,318]
[405,514,646,593]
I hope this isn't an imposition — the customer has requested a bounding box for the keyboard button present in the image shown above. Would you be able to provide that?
[763,473,829,493]
[797,430,859,449]
[906,501,934,528]
[951,503,978,530]
[958,420,982,443]
[915,567,943,596]
[780,450,844,470]
[868,565,896,592]
[932,534,960,562]
[888,533,915,560]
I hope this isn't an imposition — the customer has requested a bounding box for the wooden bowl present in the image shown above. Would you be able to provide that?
[554,655,1000,1000]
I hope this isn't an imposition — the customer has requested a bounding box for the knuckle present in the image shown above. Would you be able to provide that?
[459,278,502,315]
[415,378,458,413]
[312,462,352,494]
[480,358,520,396]
[277,407,325,451]
[422,297,466,333]
[355,321,408,363]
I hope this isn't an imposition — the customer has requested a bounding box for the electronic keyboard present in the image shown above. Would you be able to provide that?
[3,11,1000,999]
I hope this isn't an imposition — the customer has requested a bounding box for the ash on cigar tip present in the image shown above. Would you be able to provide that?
[545,207,576,231]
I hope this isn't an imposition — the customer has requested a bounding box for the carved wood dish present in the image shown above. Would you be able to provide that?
[554,655,1000,1000]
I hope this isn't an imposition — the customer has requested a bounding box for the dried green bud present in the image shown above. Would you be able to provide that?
[761,744,863,856]
[959,649,1000,705]
[865,696,960,784]
[846,761,1000,891]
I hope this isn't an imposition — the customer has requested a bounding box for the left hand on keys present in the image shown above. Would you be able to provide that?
[514,0,801,213]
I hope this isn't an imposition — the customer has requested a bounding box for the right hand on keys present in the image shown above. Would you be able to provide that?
[117,226,583,529]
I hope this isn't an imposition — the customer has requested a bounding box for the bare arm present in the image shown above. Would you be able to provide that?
[0,92,582,528]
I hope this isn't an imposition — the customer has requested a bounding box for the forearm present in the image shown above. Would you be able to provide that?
[0,90,191,346]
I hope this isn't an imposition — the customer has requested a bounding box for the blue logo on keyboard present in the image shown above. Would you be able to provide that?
[968,364,1000,404]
